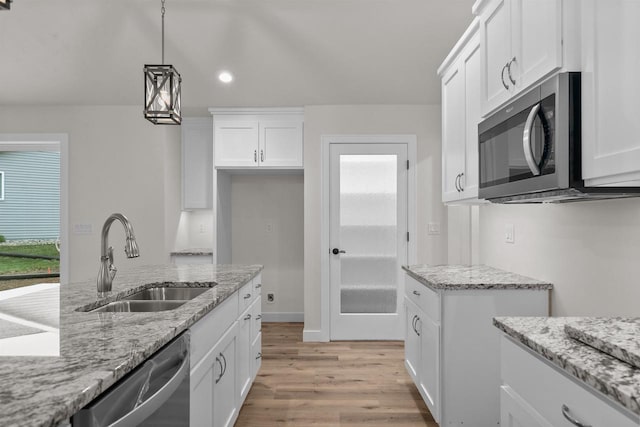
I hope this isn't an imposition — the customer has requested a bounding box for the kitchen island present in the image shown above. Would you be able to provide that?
[0,264,262,427]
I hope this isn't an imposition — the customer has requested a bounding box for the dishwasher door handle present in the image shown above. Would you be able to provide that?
[111,349,190,427]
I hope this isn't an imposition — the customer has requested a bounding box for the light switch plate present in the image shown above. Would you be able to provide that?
[505,223,515,244]
[428,222,441,235]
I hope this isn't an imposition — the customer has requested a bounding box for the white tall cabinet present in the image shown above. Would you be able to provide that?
[439,19,483,205]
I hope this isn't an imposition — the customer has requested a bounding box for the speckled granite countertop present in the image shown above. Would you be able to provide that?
[494,316,640,417]
[170,248,214,256]
[0,264,262,427]
[565,318,640,370]
[403,265,553,291]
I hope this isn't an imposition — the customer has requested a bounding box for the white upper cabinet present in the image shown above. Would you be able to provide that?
[475,0,577,116]
[182,118,213,210]
[211,108,304,169]
[439,20,484,204]
[581,0,640,186]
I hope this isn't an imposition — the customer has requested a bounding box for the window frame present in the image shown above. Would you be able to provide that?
[0,171,4,201]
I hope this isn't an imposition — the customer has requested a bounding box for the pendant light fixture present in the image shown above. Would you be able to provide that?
[0,0,12,10]
[144,0,182,125]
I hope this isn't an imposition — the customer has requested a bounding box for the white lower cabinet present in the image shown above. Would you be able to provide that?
[403,274,549,426]
[190,273,262,427]
[500,337,638,427]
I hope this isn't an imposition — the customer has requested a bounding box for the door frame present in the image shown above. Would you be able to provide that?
[319,135,417,342]
[0,134,70,285]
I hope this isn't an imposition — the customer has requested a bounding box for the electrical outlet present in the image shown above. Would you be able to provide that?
[505,223,515,244]
[267,293,275,304]
[266,222,273,233]
[428,222,441,235]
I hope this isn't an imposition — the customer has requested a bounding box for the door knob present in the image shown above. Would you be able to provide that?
[332,248,346,255]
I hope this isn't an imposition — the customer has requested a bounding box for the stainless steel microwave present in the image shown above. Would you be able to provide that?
[478,72,640,203]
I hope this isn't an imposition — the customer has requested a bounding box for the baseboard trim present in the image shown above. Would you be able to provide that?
[261,312,304,322]
[302,329,329,342]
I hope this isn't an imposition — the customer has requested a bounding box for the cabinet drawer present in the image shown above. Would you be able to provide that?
[238,281,256,313]
[501,337,638,427]
[252,273,262,297]
[405,275,440,323]
[190,293,238,367]
[251,298,262,342]
[251,331,262,381]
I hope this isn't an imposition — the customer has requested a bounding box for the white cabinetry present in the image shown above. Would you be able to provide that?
[475,0,578,116]
[211,109,304,169]
[499,337,638,427]
[439,20,483,204]
[182,118,213,210]
[581,0,640,186]
[189,273,262,427]
[403,273,549,426]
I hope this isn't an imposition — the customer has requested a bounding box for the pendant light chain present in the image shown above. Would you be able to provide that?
[161,0,166,65]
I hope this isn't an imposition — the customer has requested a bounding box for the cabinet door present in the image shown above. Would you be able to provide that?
[442,64,466,203]
[251,331,262,381]
[214,121,259,168]
[418,315,440,424]
[500,386,552,427]
[581,0,640,185]
[481,0,512,114]
[236,308,252,405]
[190,345,217,427]
[213,324,238,427]
[258,120,303,168]
[404,298,421,383]
[182,118,213,209]
[510,0,562,91]
[462,35,481,199]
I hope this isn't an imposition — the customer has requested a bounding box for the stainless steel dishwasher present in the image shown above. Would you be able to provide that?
[72,331,190,427]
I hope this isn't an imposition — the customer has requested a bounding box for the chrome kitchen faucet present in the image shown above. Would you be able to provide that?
[96,213,140,297]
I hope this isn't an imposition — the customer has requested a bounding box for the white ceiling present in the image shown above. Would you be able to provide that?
[0,0,475,115]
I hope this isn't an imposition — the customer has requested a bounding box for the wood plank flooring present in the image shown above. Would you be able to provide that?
[235,323,436,427]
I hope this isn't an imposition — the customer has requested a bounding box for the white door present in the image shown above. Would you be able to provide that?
[329,143,408,340]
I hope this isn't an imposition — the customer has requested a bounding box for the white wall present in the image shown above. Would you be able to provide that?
[0,106,181,283]
[303,105,447,333]
[173,210,215,251]
[231,174,304,320]
[479,199,640,317]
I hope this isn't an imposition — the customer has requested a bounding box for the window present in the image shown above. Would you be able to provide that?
[0,171,4,200]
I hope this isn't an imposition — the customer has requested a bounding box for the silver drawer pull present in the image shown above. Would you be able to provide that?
[244,314,252,320]
[244,293,251,299]
[256,315,262,320]
[412,290,420,296]
[561,405,591,427]
[256,352,262,360]
[255,283,262,289]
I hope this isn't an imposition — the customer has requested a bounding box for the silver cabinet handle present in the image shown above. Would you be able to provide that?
[215,355,224,384]
[523,102,542,176]
[415,316,421,336]
[244,293,252,299]
[256,352,262,360]
[411,315,417,334]
[220,352,227,380]
[260,149,264,162]
[413,290,421,296]
[255,283,262,289]
[455,173,461,192]
[459,172,464,191]
[254,149,257,163]
[256,314,262,320]
[561,405,591,427]
[507,57,516,85]
[501,63,510,90]
[244,314,252,320]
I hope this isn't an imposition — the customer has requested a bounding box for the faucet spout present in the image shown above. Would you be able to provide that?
[97,213,140,297]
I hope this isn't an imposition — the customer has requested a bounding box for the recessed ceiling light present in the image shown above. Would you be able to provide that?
[218,71,233,84]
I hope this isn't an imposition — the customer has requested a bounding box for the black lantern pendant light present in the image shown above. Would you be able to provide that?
[0,0,12,10]
[144,0,182,125]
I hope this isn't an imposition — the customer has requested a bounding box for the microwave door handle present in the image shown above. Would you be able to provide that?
[523,103,542,176]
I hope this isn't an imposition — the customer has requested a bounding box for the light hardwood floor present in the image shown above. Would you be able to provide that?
[235,322,436,427]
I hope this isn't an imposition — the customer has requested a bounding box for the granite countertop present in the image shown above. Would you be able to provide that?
[0,263,262,427]
[403,264,553,291]
[170,248,214,256]
[494,316,640,417]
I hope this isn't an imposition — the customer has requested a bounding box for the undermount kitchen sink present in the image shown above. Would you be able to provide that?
[80,286,211,313]
[90,300,186,313]
[123,287,208,301]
